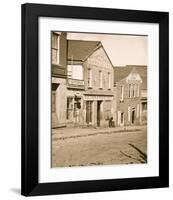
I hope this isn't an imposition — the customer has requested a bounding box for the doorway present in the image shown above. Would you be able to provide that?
[51,83,59,128]
[97,101,102,127]
[132,109,135,124]
[86,101,93,124]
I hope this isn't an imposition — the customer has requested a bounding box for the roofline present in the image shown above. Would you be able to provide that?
[114,65,147,68]
[82,42,114,68]
[101,43,114,68]
[126,65,147,67]
[67,39,101,63]
[115,70,143,84]
[67,39,100,43]
[82,42,102,62]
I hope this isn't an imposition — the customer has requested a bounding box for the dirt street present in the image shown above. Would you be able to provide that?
[52,127,147,167]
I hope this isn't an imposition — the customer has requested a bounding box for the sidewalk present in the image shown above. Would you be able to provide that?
[52,125,147,140]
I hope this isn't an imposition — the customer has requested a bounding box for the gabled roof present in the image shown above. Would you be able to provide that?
[67,40,100,61]
[114,65,147,89]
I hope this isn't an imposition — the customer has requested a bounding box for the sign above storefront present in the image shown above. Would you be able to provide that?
[83,95,113,101]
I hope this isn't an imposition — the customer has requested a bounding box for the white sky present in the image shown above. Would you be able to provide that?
[67,32,148,66]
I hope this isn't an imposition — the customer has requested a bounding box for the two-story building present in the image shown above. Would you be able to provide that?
[83,43,116,127]
[114,66,147,126]
[51,32,67,128]
[66,40,100,126]
[66,40,116,127]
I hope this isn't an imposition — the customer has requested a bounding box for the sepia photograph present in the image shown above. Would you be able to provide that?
[21,4,169,195]
[51,31,147,168]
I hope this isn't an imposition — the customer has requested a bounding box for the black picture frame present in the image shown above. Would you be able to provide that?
[21,3,169,196]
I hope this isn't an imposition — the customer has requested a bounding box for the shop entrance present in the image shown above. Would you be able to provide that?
[97,101,102,127]
[86,101,93,124]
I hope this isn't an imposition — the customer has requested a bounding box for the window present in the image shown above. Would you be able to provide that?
[129,84,131,97]
[137,84,140,97]
[121,112,124,124]
[142,102,147,111]
[120,86,124,101]
[67,65,72,79]
[128,106,131,121]
[66,97,73,119]
[108,72,111,89]
[129,84,139,98]
[134,84,137,97]
[52,33,60,64]
[132,84,135,97]
[88,68,92,88]
[130,84,133,98]
[99,71,103,88]
[136,104,140,118]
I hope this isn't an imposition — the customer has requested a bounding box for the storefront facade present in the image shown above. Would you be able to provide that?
[82,44,116,127]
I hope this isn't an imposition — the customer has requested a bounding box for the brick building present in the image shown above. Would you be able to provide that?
[114,66,147,126]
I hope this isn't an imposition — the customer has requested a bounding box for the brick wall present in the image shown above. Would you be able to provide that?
[116,78,142,126]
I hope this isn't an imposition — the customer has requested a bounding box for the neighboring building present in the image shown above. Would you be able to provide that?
[51,32,67,128]
[114,66,147,126]
[66,40,116,127]
[66,40,99,126]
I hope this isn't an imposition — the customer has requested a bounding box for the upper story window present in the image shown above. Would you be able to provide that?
[134,84,137,97]
[132,84,135,97]
[129,84,131,97]
[99,71,103,89]
[67,65,72,79]
[128,84,140,98]
[52,33,60,65]
[120,85,124,101]
[137,84,140,97]
[67,65,83,80]
[129,84,133,98]
[88,68,92,88]
[108,72,111,89]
